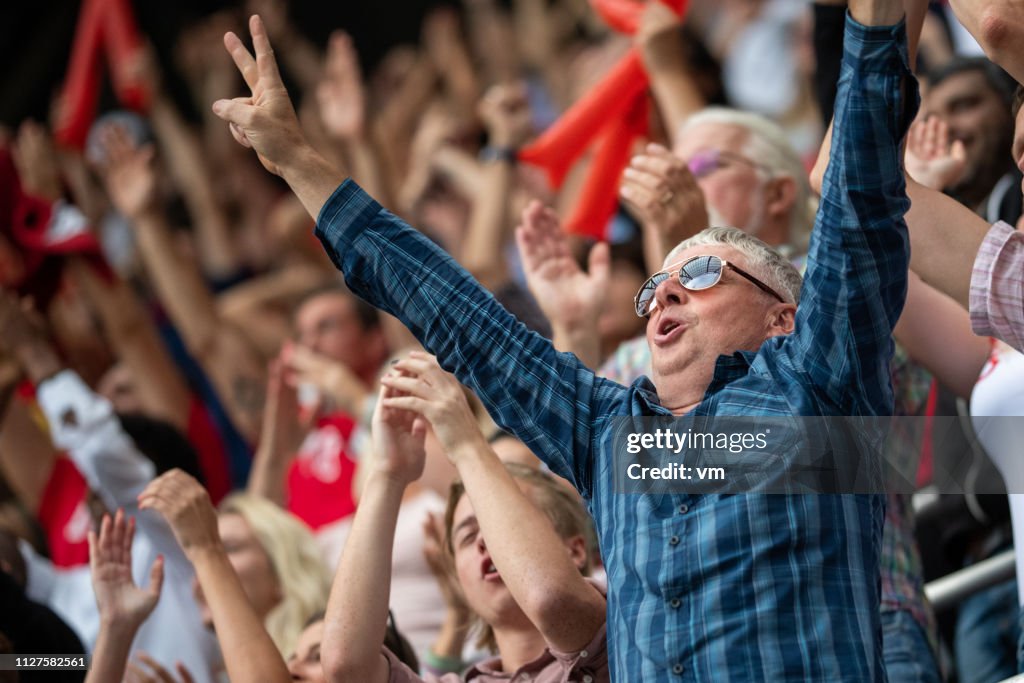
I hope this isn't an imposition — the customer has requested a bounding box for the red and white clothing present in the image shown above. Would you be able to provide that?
[286,412,359,530]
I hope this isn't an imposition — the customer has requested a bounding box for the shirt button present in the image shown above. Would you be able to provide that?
[580,650,588,658]
[583,675,594,683]
[669,597,681,608]
[668,535,680,546]
[673,663,684,675]
[678,504,689,514]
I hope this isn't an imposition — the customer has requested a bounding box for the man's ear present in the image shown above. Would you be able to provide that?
[766,176,797,221]
[765,303,797,337]
[565,534,589,572]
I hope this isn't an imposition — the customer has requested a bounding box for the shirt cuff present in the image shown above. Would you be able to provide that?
[843,12,911,74]
[313,179,384,273]
[970,220,1020,337]
[36,370,114,451]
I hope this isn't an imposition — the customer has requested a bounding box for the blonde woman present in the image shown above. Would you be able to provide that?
[192,493,331,658]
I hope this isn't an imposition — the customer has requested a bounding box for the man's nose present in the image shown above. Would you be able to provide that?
[653,275,687,312]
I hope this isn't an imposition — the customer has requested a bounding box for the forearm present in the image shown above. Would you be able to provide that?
[71,262,190,430]
[279,145,348,223]
[893,272,990,400]
[191,547,291,683]
[905,178,987,308]
[321,473,402,682]
[133,211,221,351]
[134,212,265,440]
[461,159,514,290]
[338,137,391,208]
[149,94,241,279]
[85,620,138,683]
[644,33,707,142]
[246,444,291,507]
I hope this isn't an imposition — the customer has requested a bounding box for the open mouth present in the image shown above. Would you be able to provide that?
[481,558,502,581]
[654,316,686,345]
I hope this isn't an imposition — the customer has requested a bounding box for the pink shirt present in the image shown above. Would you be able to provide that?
[382,622,608,683]
[971,220,1024,352]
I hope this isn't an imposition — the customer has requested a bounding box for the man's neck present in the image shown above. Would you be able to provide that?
[652,363,716,416]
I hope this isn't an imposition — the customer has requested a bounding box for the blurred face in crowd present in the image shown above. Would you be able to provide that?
[287,619,326,682]
[644,244,793,391]
[673,123,769,238]
[294,292,383,380]
[97,363,146,414]
[924,70,1014,201]
[194,513,281,629]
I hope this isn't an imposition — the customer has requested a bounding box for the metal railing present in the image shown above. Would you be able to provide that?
[924,548,1016,613]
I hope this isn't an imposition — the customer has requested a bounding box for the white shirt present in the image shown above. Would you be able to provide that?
[970,345,1024,606]
[23,370,221,682]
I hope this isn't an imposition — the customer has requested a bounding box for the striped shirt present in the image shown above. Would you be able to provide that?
[971,220,1024,353]
[314,15,914,681]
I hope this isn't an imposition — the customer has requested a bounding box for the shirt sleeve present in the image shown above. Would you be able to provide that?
[35,370,189,564]
[970,220,1024,352]
[313,183,628,497]
[787,14,917,416]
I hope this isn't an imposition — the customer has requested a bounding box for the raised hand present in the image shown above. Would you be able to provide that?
[620,143,709,247]
[378,351,483,459]
[89,509,164,629]
[477,82,533,149]
[316,31,366,141]
[905,115,967,191]
[0,290,60,383]
[370,376,427,486]
[281,341,369,417]
[212,15,306,176]
[95,123,159,221]
[138,470,221,558]
[125,653,196,683]
[515,201,609,332]
[11,120,62,201]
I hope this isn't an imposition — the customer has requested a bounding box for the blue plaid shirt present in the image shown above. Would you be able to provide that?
[315,16,914,682]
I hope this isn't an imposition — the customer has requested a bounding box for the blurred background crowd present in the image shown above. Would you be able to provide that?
[1,0,1023,681]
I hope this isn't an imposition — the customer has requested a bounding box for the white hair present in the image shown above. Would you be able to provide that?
[667,226,802,305]
[678,107,816,252]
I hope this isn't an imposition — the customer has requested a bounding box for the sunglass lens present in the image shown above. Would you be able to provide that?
[686,150,721,179]
[679,255,722,291]
[635,272,669,316]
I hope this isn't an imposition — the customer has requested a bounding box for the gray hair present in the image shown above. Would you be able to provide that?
[679,107,816,253]
[667,227,802,304]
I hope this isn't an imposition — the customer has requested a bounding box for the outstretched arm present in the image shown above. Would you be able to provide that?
[86,510,164,683]
[213,14,629,497]
[139,470,290,683]
[794,1,917,414]
[321,382,426,683]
